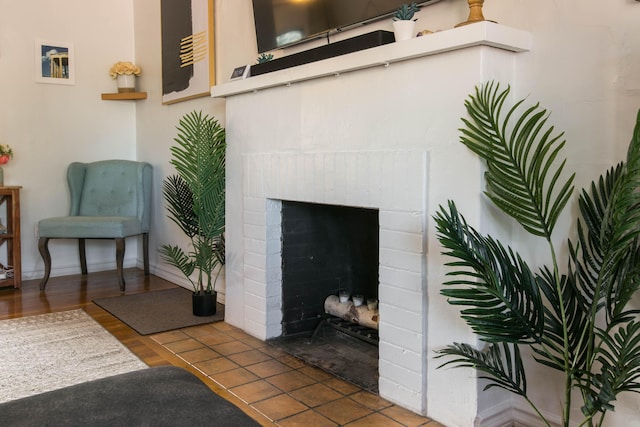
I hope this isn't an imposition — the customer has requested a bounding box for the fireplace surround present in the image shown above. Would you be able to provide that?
[213,22,531,426]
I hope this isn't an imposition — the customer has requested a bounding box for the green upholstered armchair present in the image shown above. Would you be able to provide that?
[37,160,152,291]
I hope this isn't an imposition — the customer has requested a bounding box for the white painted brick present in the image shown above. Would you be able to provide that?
[324,153,335,202]
[378,266,422,292]
[265,237,280,255]
[244,305,265,324]
[379,228,423,253]
[379,341,423,373]
[244,278,266,298]
[379,284,422,313]
[244,251,265,269]
[245,319,267,341]
[379,248,422,273]
[245,292,264,310]
[244,223,265,240]
[380,209,423,233]
[378,377,423,415]
[333,153,347,206]
[314,153,325,201]
[244,264,266,283]
[379,359,422,392]
[380,321,423,354]
[245,238,266,255]
[379,305,423,334]
[243,196,266,213]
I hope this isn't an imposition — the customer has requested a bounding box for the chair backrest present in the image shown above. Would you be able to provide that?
[67,160,153,232]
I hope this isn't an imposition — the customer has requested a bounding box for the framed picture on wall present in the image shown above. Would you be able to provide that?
[35,40,75,85]
[161,0,216,105]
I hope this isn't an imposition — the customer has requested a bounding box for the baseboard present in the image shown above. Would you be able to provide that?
[475,400,563,427]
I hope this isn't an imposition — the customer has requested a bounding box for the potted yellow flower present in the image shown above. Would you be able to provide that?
[0,144,14,186]
[109,61,141,93]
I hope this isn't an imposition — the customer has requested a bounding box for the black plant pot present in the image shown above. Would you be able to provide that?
[192,291,217,317]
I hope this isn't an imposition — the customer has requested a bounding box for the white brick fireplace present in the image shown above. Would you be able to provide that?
[213,22,530,426]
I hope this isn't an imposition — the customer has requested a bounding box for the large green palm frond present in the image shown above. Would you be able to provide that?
[460,82,575,239]
[162,174,198,238]
[434,201,544,343]
[569,164,623,312]
[170,111,226,240]
[436,342,527,396]
[580,320,640,417]
[532,267,589,373]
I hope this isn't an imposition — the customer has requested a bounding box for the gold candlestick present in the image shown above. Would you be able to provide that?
[455,0,490,28]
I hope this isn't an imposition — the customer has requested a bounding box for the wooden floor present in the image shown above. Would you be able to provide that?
[0,268,273,426]
[0,269,442,426]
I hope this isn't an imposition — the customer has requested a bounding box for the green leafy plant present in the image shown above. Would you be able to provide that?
[433,82,640,427]
[160,111,226,295]
[257,53,274,64]
[393,2,419,21]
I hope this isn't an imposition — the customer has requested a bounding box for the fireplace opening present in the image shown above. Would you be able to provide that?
[268,200,380,392]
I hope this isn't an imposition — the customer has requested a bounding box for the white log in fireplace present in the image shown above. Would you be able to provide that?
[212,22,531,426]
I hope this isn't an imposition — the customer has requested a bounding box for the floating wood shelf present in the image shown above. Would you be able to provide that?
[101,92,147,100]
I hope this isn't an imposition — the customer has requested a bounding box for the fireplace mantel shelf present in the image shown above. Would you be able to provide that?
[211,22,531,99]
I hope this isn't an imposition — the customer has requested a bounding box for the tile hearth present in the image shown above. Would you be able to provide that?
[152,321,442,426]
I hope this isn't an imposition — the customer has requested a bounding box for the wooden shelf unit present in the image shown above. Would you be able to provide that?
[0,186,21,288]
[101,92,147,100]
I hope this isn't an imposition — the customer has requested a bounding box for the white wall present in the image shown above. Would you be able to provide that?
[0,0,139,279]
[1,0,639,425]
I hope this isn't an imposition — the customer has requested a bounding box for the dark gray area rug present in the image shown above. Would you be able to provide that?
[0,366,260,426]
[94,287,224,335]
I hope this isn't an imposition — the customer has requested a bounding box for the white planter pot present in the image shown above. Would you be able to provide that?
[393,20,417,42]
[116,74,137,93]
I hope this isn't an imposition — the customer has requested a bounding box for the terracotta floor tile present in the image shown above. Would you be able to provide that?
[289,383,342,408]
[150,330,190,344]
[210,367,259,389]
[211,321,237,332]
[245,359,292,378]
[278,354,306,369]
[230,380,283,404]
[349,390,393,411]
[381,405,435,427]
[315,397,373,425]
[178,347,221,364]
[252,394,307,421]
[227,349,273,366]
[277,410,338,427]
[193,356,239,375]
[163,338,204,353]
[323,377,360,395]
[181,324,218,337]
[240,335,269,349]
[196,331,236,346]
[345,412,404,427]
[212,340,254,356]
[259,345,289,358]
[225,328,254,340]
[297,365,334,382]
[266,370,316,392]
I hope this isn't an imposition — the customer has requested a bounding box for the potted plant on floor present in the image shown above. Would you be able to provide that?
[160,111,226,316]
[392,2,420,41]
[434,82,640,426]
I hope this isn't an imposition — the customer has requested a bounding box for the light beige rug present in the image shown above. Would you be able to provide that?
[0,309,147,403]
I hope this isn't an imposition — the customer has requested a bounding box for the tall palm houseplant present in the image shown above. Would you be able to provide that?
[434,82,640,427]
[160,111,226,316]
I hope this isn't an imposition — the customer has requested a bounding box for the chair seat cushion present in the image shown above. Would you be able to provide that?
[39,216,143,239]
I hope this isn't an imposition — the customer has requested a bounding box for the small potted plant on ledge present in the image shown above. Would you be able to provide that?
[392,2,420,41]
[160,111,226,316]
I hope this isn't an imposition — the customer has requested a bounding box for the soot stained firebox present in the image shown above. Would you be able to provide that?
[280,201,379,336]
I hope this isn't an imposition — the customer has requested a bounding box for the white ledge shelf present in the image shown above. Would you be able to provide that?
[211,22,531,99]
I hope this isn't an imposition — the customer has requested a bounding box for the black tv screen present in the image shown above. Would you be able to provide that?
[252,0,443,53]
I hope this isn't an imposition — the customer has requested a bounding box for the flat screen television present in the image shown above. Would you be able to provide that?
[252,0,444,53]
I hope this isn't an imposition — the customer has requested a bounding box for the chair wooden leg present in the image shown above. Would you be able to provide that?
[38,237,51,290]
[79,238,88,275]
[143,233,149,275]
[115,238,125,291]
